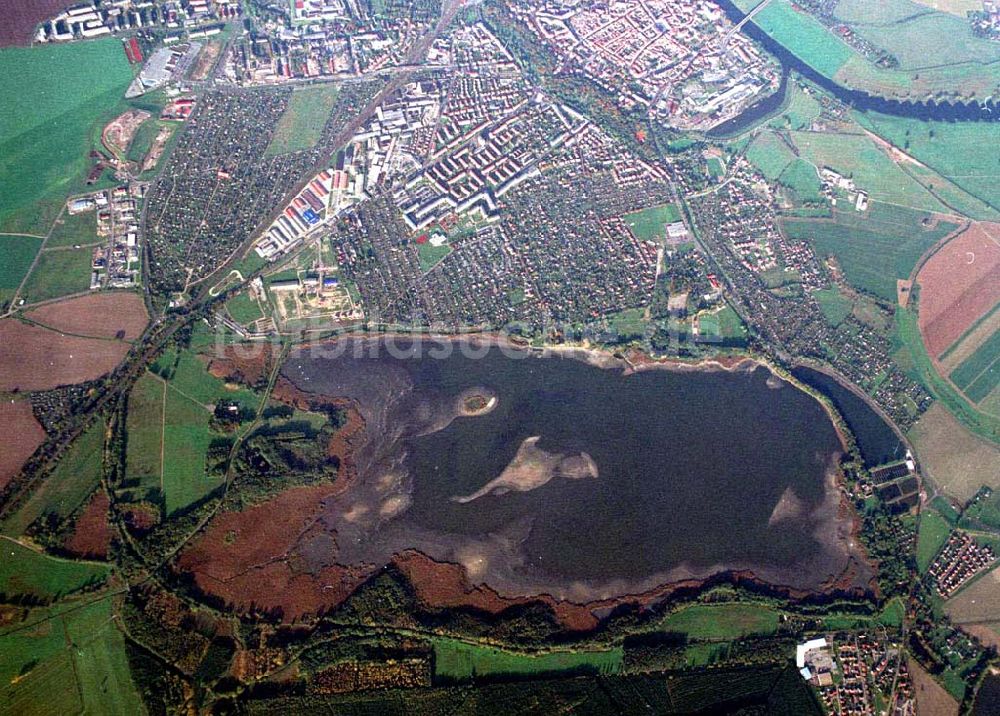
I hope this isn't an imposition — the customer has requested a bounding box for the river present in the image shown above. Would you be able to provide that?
[710,0,1000,137]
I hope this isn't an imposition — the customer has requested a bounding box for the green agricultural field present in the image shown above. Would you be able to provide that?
[46,209,98,248]
[417,242,452,272]
[917,508,952,573]
[0,236,42,303]
[266,84,340,156]
[624,203,681,241]
[126,372,166,496]
[782,215,955,302]
[950,329,1000,404]
[895,308,1000,445]
[2,420,105,538]
[167,349,258,407]
[658,603,781,640]
[857,113,1000,215]
[226,291,266,325]
[963,491,1000,531]
[432,638,622,683]
[0,540,108,601]
[833,0,1000,70]
[814,287,854,326]
[20,247,94,304]
[0,595,142,715]
[746,132,795,180]
[0,40,134,234]
[162,387,221,515]
[787,130,948,212]
[778,158,824,203]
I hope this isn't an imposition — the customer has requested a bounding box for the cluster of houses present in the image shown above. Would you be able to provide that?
[220,0,436,84]
[798,634,914,715]
[930,531,996,598]
[511,0,780,130]
[35,0,235,43]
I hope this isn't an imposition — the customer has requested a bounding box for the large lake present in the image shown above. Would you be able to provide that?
[282,339,870,601]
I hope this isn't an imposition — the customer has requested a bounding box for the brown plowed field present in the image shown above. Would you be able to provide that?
[63,490,110,559]
[0,0,73,45]
[176,485,370,622]
[0,319,130,391]
[918,222,1000,359]
[0,399,45,489]
[25,292,149,340]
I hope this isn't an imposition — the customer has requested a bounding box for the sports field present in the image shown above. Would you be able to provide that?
[432,638,622,683]
[266,84,340,156]
[226,292,266,325]
[1,420,105,538]
[624,203,682,241]
[0,40,133,234]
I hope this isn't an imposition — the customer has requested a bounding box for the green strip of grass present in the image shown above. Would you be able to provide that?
[2,420,105,538]
[916,508,952,574]
[432,638,622,683]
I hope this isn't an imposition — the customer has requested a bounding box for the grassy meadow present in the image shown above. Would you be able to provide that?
[916,508,952,573]
[0,595,142,714]
[126,371,166,498]
[45,209,98,248]
[658,603,781,640]
[0,540,109,601]
[266,84,340,156]
[20,246,95,304]
[0,236,42,304]
[857,112,1000,216]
